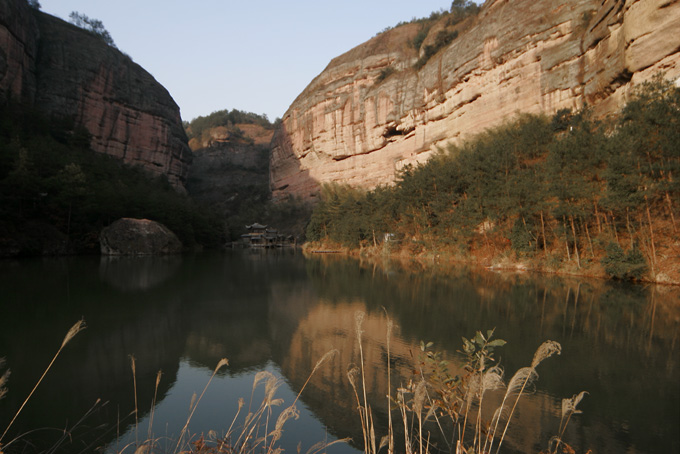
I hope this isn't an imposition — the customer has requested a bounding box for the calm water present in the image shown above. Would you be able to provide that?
[0,250,678,454]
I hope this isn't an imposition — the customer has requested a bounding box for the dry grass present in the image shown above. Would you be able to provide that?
[118,351,346,454]
[0,319,86,452]
[349,311,587,454]
[0,315,587,454]
[0,320,347,454]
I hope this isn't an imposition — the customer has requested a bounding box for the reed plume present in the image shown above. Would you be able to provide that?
[291,349,338,407]
[0,358,9,401]
[531,340,562,369]
[147,370,162,441]
[490,340,561,454]
[174,358,229,453]
[551,391,588,454]
[0,319,86,446]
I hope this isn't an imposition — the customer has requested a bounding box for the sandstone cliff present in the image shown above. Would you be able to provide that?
[0,0,191,188]
[271,0,680,201]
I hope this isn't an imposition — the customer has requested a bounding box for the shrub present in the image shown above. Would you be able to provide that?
[601,242,648,280]
[69,12,116,48]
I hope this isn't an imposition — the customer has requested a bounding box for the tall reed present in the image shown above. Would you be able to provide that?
[0,319,86,450]
[348,315,586,454]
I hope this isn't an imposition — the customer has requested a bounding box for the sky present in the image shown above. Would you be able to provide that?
[40,1,466,123]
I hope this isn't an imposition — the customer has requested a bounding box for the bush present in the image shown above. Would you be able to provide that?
[601,242,648,280]
[69,12,116,48]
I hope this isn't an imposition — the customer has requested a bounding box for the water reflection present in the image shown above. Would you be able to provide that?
[99,255,183,292]
[0,252,677,454]
[298,255,679,453]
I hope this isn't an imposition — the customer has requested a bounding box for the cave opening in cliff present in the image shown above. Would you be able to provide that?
[383,124,414,139]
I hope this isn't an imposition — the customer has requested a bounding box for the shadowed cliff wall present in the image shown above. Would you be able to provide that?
[0,0,191,189]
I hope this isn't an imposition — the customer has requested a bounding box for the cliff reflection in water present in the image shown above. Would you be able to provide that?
[275,255,679,454]
[0,252,677,454]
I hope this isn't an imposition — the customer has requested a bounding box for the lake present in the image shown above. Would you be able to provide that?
[0,250,678,454]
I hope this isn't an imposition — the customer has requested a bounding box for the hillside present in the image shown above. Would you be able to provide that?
[271,0,680,202]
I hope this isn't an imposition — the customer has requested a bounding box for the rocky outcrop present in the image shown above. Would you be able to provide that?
[0,0,191,189]
[100,218,182,255]
[271,0,680,201]
[0,0,37,103]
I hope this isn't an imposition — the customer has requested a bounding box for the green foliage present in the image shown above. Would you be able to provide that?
[414,29,459,69]
[380,2,479,37]
[376,66,396,84]
[68,12,116,48]
[306,183,382,247]
[185,109,274,141]
[460,328,506,372]
[410,25,432,50]
[0,102,225,255]
[601,242,648,280]
[450,1,480,26]
[307,76,679,279]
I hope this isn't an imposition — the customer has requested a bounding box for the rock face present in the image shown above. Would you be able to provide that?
[0,0,38,104]
[186,126,272,217]
[271,0,680,201]
[0,0,191,189]
[100,218,182,256]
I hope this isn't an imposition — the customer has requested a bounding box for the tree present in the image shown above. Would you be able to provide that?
[69,12,116,48]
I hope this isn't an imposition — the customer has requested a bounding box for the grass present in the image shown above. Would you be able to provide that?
[0,321,346,454]
[0,320,86,451]
[349,313,588,454]
[0,315,587,454]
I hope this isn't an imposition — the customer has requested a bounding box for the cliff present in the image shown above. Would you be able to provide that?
[0,0,191,188]
[186,124,273,239]
[271,0,680,201]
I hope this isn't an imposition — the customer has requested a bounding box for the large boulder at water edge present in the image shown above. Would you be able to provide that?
[100,218,182,255]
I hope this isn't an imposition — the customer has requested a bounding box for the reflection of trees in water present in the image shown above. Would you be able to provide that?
[0,263,187,452]
[292,255,679,453]
[304,255,679,361]
[1,252,677,453]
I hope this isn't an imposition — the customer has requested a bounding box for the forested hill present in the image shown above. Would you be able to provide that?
[306,79,680,284]
[184,109,278,151]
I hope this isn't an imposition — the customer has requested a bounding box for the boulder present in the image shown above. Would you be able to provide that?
[100,218,182,256]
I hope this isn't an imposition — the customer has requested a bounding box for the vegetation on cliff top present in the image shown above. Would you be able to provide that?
[184,109,278,144]
[0,102,225,255]
[306,78,679,282]
[380,0,480,36]
[68,11,117,48]
[376,1,481,74]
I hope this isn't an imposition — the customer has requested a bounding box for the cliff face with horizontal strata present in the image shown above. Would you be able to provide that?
[271,0,680,201]
[0,0,191,188]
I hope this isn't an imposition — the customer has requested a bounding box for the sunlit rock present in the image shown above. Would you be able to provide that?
[271,0,680,201]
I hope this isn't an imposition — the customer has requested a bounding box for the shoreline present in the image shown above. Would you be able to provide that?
[302,242,680,286]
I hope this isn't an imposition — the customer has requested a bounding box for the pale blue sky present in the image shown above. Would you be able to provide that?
[40,1,469,123]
